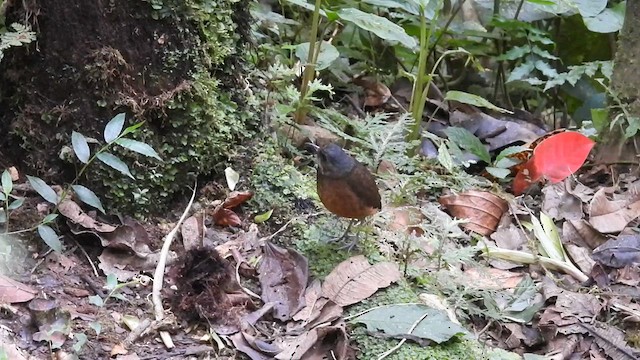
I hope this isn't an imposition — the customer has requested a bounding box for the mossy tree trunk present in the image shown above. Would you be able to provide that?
[0,0,254,215]
[595,0,640,163]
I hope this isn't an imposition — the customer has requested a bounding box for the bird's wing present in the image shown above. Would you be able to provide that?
[344,162,382,210]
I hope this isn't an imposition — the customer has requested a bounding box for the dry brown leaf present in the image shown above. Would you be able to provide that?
[223,190,253,209]
[181,214,203,252]
[388,206,425,236]
[438,190,508,235]
[542,182,584,221]
[0,274,37,303]
[589,188,640,233]
[563,219,607,250]
[592,234,640,268]
[258,242,308,321]
[213,208,242,227]
[59,199,117,233]
[275,323,349,360]
[459,267,523,290]
[321,255,400,307]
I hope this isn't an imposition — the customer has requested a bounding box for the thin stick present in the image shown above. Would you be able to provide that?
[151,180,197,348]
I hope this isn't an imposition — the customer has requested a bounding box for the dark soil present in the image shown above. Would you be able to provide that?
[0,0,195,181]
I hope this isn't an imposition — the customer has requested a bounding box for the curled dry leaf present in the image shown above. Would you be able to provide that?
[389,206,425,236]
[223,190,253,209]
[58,199,116,233]
[258,242,308,321]
[353,76,391,107]
[0,274,37,303]
[438,190,508,235]
[589,188,640,233]
[321,255,401,307]
[213,208,242,227]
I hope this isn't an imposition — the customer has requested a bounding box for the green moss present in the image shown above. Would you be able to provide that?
[90,0,255,215]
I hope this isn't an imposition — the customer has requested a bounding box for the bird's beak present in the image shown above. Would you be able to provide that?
[305,142,320,154]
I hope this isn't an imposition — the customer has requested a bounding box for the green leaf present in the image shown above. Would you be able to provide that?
[583,6,625,34]
[89,321,102,336]
[71,131,91,164]
[26,176,59,204]
[104,113,126,143]
[283,0,328,17]
[444,90,513,114]
[254,209,274,223]
[0,210,6,223]
[71,185,106,214]
[443,127,491,163]
[507,62,536,83]
[8,198,24,210]
[225,167,239,191]
[295,41,340,71]
[574,0,607,18]
[115,138,162,160]
[495,146,530,161]
[97,153,134,179]
[350,304,467,343]
[485,167,511,179]
[72,333,87,353]
[42,213,59,224]
[496,45,530,61]
[590,108,608,133]
[0,192,5,201]
[88,295,104,307]
[121,121,145,137]
[337,8,417,49]
[37,225,62,252]
[1,170,12,196]
[106,273,118,290]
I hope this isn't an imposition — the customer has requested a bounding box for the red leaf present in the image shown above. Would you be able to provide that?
[512,131,594,195]
[532,131,594,183]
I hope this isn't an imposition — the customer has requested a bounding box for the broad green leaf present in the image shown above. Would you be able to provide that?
[574,0,606,18]
[104,113,126,142]
[283,0,327,17]
[72,185,106,214]
[526,0,557,6]
[106,273,118,290]
[90,321,102,336]
[350,304,467,343]
[485,167,511,179]
[115,138,162,160]
[443,127,491,163]
[254,209,274,223]
[1,170,12,196]
[338,8,417,49]
[534,60,558,78]
[37,225,62,252]
[0,192,5,201]
[437,142,455,173]
[295,41,339,71]
[8,198,24,210]
[71,131,91,163]
[530,45,558,60]
[42,213,59,224]
[88,295,104,307]
[121,121,145,137]
[97,153,134,179]
[583,5,625,34]
[444,90,513,114]
[72,333,87,353]
[0,210,6,223]
[26,176,58,204]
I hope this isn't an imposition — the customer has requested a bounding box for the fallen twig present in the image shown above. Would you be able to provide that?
[151,180,197,349]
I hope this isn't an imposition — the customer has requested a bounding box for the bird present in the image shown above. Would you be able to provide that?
[309,143,381,245]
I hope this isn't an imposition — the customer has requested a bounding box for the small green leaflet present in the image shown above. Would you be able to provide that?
[72,185,106,214]
[38,224,62,252]
[1,170,12,196]
[26,176,59,204]
[104,113,126,143]
[444,127,491,163]
[97,153,134,179]
[71,131,91,163]
[115,138,162,160]
[444,90,513,114]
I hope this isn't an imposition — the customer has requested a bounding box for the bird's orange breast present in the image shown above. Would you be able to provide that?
[317,176,380,219]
